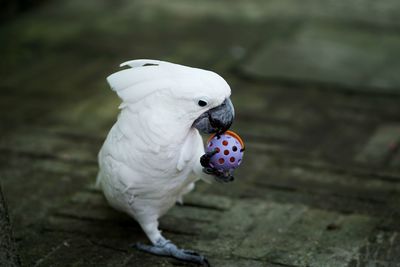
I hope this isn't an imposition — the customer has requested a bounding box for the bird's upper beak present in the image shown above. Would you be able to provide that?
[193,98,235,134]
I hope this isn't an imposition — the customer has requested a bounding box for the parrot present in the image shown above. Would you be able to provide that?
[96,59,235,266]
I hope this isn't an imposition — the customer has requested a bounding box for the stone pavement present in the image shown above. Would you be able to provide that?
[1,1,400,266]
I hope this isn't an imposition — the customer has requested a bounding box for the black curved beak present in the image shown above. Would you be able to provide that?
[193,98,235,134]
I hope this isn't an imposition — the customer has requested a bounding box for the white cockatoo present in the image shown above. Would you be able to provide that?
[96,59,235,266]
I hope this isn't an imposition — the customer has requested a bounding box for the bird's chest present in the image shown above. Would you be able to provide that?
[124,149,194,209]
[117,128,201,196]
[131,130,199,176]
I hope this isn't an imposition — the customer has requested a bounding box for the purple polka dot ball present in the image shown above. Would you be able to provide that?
[206,130,245,172]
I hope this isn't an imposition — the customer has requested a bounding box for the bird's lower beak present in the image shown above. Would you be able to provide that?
[193,98,235,134]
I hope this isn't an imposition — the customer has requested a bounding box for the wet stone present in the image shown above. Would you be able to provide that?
[133,0,400,27]
[355,124,400,167]
[1,0,400,266]
[232,201,376,266]
[242,23,400,94]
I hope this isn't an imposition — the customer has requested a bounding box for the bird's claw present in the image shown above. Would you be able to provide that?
[135,240,210,266]
[200,149,218,168]
[214,169,235,183]
[202,167,234,183]
[201,149,234,183]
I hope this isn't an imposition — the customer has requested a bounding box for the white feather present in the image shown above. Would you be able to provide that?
[106,59,230,105]
[120,59,164,68]
[97,59,231,243]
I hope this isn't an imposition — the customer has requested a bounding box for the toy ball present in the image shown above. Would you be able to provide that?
[206,130,245,172]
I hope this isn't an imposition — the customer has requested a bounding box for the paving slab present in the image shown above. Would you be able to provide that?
[133,0,400,27]
[0,186,21,267]
[356,124,400,167]
[350,230,400,267]
[242,23,400,93]
[22,187,380,267]
[1,0,400,266]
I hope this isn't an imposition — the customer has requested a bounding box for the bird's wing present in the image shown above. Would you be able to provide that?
[191,132,214,183]
[178,130,214,184]
[177,130,203,172]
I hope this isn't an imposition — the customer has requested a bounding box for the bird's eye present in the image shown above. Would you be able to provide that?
[198,100,208,107]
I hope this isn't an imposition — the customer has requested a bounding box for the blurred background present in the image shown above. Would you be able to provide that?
[1,1,400,266]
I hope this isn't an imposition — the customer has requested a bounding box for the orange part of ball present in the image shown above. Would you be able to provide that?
[207,130,245,149]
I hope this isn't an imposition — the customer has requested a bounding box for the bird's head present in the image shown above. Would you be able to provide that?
[107,59,234,134]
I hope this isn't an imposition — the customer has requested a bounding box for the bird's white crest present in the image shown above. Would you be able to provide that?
[106,59,230,105]
[120,59,164,68]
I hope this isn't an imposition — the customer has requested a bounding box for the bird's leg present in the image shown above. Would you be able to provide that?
[135,220,210,266]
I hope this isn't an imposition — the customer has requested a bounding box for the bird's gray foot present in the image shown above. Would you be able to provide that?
[135,239,210,266]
